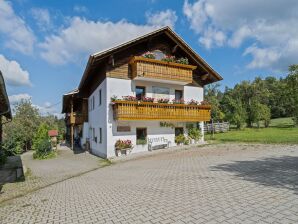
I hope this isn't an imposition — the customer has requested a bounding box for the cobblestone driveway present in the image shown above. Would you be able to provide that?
[1,144,298,224]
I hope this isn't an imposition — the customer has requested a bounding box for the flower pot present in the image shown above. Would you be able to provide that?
[115,149,122,157]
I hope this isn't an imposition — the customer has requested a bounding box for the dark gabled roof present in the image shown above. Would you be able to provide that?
[61,88,79,113]
[78,26,223,89]
[0,70,12,120]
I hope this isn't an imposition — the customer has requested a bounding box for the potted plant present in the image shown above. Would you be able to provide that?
[141,97,155,102]
[175,134,186,146]
[172,99,185,104]
[157,98,170,103]
[188,99,199,105]
[161,55,176,63]
[111,95,118,102]
[122,96,138,101]
[115,139,133,156]
[176,57,189,65]
[142,51,155,59]
[188,127,201,144]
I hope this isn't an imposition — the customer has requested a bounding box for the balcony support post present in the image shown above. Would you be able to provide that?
[70,99,74,150]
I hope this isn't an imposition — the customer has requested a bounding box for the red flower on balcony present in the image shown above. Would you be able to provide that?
[122,96,138,101]
[172,99,185,104]
[157,98,170,103]
[141,97,155,102]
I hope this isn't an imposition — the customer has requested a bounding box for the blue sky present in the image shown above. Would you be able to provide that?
[1,0,297,116]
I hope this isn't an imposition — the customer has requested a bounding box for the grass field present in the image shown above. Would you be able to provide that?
[207,117,298,144]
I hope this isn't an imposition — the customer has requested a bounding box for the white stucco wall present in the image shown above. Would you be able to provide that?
[183,85,204,102]
[104,77,205,158]
[88,79,108,157]
[86,77,205,158]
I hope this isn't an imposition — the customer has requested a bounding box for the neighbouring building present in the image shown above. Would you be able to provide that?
[0,70,12,145]
[62,27,222,158]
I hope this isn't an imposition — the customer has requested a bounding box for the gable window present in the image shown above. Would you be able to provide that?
[99,89,102,106]
[175,90,183,100]
[99,127,102,144]
[136,86,146,100]
[136,128,147,145]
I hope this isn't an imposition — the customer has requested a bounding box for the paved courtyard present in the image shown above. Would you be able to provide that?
[0,145,106,203]
[0,143,298,224]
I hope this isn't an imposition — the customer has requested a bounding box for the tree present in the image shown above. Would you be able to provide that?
[3,99,40,154]
[204,84,225,121]
[286,65,298,125]
[221,88,247,129]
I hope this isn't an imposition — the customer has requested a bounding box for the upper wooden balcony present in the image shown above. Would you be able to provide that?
[129,56,197,85]
[113,100,211,122]
[65,112,88,125]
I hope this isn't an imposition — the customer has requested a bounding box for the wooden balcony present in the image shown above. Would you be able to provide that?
[66,112,88,125]
[129,56,196,84]
[113,100,211,122]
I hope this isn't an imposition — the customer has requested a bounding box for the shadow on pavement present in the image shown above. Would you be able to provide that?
[212,156,298,194]
[0,155,25,193]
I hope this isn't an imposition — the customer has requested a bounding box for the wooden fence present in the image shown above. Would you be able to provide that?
[204,122,230,133]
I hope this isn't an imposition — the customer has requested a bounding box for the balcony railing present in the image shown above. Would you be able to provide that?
[129,56,196,84]
[66,112,88,125]
[113,100,211,122]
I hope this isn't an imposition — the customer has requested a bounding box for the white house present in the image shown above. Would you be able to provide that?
[62,27,222,158]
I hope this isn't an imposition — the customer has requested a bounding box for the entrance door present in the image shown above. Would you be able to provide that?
[175,127,184,136]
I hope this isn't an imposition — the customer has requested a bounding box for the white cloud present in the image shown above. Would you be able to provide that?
[183,0,298,70]
[8,94,63,118]
[39,17,162,65]
[9,93,31,104]
[146,9,177,28]
[199,27,226,49]
[35,102,62,117]
[0,54,31,86]
[0,1,35,54]
[243,46,280,69]
[73,5,88,13]
[31,8,51,30]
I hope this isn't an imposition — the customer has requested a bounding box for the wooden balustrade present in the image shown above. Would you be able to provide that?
[129,56,196,84]
[113,100,211,122]
[66,112,88,125]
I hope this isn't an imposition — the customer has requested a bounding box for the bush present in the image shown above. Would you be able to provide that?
[0,150,7,166]
[175,134,186,144]
[32,123,54,159]
[188,127,201,141]
[33,139,53,159]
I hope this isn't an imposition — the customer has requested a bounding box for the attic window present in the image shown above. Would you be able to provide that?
[153,50,165,60]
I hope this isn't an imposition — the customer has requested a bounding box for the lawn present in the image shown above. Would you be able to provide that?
[208,117,298,144]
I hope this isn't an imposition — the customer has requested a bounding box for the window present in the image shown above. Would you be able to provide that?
[136,128,147,145]
[99,128,102,143]
[93,128,97,143]
[136,86,145,100]
[175,127,184,137]
[92,96,95,110]
[175,90,183,100]
[99,89,102,106]
[152,86,170,99]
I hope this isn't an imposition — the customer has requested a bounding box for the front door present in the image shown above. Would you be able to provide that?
[175,127,184,136]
